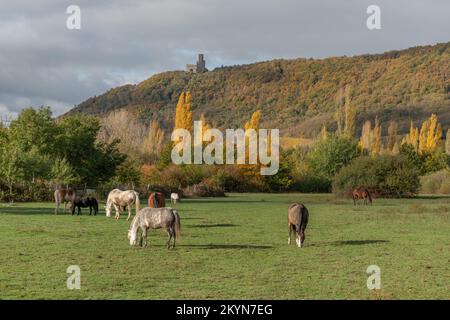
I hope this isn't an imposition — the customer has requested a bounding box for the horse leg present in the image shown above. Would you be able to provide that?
[166,229,173,248]
[300,229,306,247]
[114,204,120,219]
[296,230,302,248]
[142,228,148,247]
[288,223,292,245]
[63,201,67,214]
[127,204,132,221]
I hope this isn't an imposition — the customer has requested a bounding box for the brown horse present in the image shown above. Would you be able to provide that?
[54,188,76,214]
[148,192,166,208]
[352,187,372,205]
[288,203,309,248]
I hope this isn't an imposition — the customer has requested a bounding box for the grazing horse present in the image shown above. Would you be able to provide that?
[54,188,76,214]
[288,203,309,248]
[148,192,166,208]
[72,197,99,216]
[128,207,181,249]
[352,187,372,205]
[105,189,141,221]
[170,193,179,204]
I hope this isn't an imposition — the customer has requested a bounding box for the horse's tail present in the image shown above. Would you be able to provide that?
[173,210,181,240]
[366,189,373,205]
[134,191,141,214]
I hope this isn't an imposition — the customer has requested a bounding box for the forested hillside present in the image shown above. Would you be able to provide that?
[68,42,449,137]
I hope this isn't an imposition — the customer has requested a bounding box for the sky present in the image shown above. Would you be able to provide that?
[0,0,449,118]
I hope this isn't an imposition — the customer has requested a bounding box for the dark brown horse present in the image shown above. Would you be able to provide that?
[352,187,372,205]
[54,188,76,214]
[72,197,99,216]
[288,203,309,248]
[148,192,166,208]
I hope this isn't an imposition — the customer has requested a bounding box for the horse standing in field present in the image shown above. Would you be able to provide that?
[72,197,99,216]
[54,188,76,214]
[128,207,181,249]
[148,192,166,208]
[352,187,372,206]
[105,189,141,220]
[170,193,179,204]
[288,203,309,248]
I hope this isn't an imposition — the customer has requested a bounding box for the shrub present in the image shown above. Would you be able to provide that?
[420,169,450,194]
[333,155,420,197]
[307,135,358,185]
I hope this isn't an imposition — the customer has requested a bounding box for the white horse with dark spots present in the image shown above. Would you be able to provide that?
[128,207,181,249]
[105,189,141,221]
[288,203,309,248]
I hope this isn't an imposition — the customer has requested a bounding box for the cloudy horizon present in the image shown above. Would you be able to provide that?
[0,0,449,118]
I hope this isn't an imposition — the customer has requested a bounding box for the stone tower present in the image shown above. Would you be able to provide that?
[186,54,208,73]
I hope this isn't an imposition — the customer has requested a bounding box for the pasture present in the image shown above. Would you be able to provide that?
[0,193,448,299]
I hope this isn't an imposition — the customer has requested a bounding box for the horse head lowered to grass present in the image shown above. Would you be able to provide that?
[105,189,140,221]
[288,202,309,248]
[128,207,181,249]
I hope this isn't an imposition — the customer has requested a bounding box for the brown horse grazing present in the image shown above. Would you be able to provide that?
[148,192,166,208]
[54,188,76,214]
[288,203,309,248]
[352,187,372,206]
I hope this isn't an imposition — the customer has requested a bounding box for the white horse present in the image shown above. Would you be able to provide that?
[105,189,141,221]
[170,193,179,204]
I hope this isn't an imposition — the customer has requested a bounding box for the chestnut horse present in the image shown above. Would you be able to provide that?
[288,203,309,248]
[148,192,166,208]
[54,188,76,214]
[352,187,372,205]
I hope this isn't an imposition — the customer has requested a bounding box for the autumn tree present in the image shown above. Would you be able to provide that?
[418,114,442,154]
[359,120,372,153]
[446,129,450,155]
[387,121,398,152]
[371,117,382,156]
[174,91,193,131]
[320,124,328,141]
[334,88,345,136]
[343,85,356,138]
[245,110,261,131]
[144,120,165,161]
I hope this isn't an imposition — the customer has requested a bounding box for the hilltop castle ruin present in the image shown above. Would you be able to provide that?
[186,54,208,73]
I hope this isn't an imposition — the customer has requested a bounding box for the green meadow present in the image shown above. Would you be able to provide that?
[0,193,448,299]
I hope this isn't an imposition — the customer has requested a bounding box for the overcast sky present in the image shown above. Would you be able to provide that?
[0,0,448,117]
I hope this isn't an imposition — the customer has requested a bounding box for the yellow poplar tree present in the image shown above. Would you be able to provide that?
[387,120,397,152]
[343,85,356,138]
[334,88,345,136]
[418,119,429,154]
[359,120,372,152]
[371,117,382,156]
[426,114,439,151]
[245,110,261,131]
[320,124,328,140]
[445,129,450,155]
[174,91,193,131]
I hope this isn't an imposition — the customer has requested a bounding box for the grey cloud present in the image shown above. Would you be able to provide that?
[0,0,448,117]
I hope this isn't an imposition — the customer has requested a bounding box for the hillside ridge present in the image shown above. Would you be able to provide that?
[67,42,450,137]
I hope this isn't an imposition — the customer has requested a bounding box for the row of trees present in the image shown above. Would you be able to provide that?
[1,90,449,201]
[0,107,125,201]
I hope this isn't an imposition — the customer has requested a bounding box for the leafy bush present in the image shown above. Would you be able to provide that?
[333,155,420,197]
[306,135,359,186]
[420,170,450,194]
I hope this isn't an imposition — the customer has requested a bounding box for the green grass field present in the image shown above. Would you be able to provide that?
[0,193,448,300]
